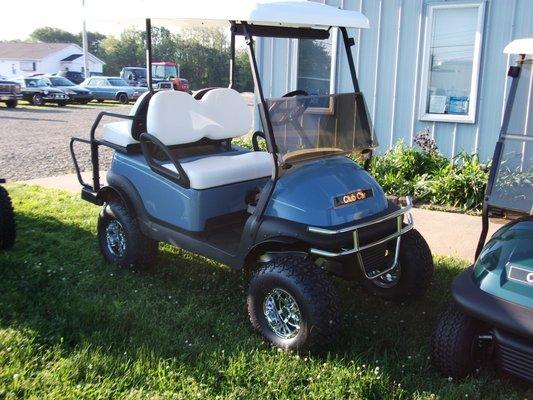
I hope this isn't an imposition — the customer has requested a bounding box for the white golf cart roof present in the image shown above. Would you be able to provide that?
[84,0,369,30]
[504,38,533,55]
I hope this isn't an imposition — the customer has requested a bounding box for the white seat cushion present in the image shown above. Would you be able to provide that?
[103,121,139,147]
[102,92,150,147]
[162,151,273,190]
[147,89,252,146]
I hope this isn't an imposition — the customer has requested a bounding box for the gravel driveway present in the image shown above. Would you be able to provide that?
[0,103,131,181]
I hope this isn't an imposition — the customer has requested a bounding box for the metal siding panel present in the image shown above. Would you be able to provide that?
[373,0,398,150]
[393,0,424,148]
[475,0,516,160]
[358,0,381,109]
[434,123,455,159]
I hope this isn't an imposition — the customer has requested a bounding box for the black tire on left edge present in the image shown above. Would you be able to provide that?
[247,256,340,353]
[5,100,17,108]
[362,228,434,301]
[0,185,16,250]
[97,200,158,270]
[431,300,486,380]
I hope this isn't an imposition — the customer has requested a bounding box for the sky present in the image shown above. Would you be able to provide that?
[0,0,288,41]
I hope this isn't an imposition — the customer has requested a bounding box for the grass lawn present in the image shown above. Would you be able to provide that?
[0,184,531,399]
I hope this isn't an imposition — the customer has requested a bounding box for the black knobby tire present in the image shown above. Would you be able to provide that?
[5,100,17,108]
[362,228,434,300]
[97,201,158,270]
[32,93,44,106]
[117,93,129,104]
[431,300,485,379]
[247,256,340,353]
[0,185,16,250]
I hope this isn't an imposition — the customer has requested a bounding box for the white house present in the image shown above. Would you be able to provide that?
[0,42,104,78]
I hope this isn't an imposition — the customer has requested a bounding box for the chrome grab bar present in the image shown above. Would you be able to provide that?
[308,197,414,280]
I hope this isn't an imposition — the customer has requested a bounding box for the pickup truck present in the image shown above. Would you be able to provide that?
[0,79,23,108]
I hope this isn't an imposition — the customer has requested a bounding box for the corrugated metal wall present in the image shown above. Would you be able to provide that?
[256,0,533,161]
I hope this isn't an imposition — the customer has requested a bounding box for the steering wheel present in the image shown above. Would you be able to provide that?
[268,90,310,127]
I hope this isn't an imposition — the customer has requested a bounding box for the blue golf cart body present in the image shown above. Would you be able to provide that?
[71,1,433,352]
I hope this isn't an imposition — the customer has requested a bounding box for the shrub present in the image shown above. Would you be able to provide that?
[369,140,448,197]
[415,153,488,210]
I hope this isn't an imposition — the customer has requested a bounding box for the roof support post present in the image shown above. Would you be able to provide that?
[146,18,154,93]
[340,27,360,93]
[241,22,278,162]
[229,26,236,89]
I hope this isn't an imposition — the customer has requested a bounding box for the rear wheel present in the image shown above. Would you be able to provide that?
[247,256,340,353]
[5,100,17,108]
[361,228,433,300]
[0,185,16,250]
[431,300,491,379]
[97,201,158,270]
[117,93,129,104]
[57,101,67,107]
[31,93,44,106]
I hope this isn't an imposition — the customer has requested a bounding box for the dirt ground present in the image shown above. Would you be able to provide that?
[0,102,131,181]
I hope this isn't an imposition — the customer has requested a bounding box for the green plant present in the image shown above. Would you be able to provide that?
[416,153,488,210]
[369,140,448,197]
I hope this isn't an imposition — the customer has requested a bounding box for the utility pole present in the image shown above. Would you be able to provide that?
[81,0,90,78]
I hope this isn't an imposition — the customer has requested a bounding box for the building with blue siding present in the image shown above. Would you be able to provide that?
[256,0,533,161]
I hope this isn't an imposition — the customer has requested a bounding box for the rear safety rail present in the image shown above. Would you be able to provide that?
[308,197,414,280]
[70,111,137,197]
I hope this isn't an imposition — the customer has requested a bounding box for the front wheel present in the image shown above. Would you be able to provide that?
[431,300,491,379]
[117,93,129,104]
[97,201,158,270]
[0,185,16,250]
[31,93,45,106]
[57,101,67,107]
[247,256,340,353]
[361,228,434,300]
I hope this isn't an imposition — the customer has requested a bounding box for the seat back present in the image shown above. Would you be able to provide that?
[146,88,251,146]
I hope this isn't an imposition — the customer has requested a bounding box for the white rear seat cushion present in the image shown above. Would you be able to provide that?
[163,152,273,190]
[102,91,150,146]
[147,88,252,145]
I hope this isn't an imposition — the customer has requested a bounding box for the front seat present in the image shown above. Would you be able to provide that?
[146,89,273,190]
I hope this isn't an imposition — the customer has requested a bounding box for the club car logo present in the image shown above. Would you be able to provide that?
[334,189,373,207]
[507,265,533,285]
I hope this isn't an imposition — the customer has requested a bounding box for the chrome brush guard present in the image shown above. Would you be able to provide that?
[307,197,414,280]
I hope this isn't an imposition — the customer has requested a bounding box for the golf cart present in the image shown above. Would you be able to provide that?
[70,1,434,352]
[0,178,15,250]
[432,39,533,382]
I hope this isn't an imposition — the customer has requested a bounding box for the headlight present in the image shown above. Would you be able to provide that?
[14,84,21,93]
[65,89,77,95]
[133,91,139,95]
[43,90,49,95]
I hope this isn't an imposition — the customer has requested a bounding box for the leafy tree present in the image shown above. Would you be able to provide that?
[234,49,254,93]
[29,27,78,44]
[99,29,144,75]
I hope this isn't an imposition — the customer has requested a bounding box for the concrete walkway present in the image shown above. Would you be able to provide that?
[18,173,501,263]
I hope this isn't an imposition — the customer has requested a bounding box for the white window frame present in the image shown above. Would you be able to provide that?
[418,1,486,124]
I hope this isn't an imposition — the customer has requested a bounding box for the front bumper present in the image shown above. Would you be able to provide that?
[307,197,414,280]
[452,268,533,338]
[43,93,68,102]
[0,93,22,101]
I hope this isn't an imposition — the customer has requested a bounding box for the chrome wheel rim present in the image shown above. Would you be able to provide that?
[106,220,126,258]
[263,288,301,339]
[371,263,401,289]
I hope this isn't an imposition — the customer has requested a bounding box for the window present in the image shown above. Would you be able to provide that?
[20,61,36,72]
[419,2,485,123]
[291,29,338,112]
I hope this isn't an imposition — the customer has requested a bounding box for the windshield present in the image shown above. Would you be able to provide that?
[25,78,47,87]
[49,76,75,86]
[108,78,128,87]
[265,92,376,165]
[129,68,147,78]
[152,65,177,79]
[488,60,533,215]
